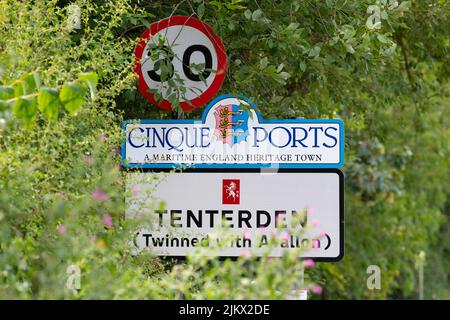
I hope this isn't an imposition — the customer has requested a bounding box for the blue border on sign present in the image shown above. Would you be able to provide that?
[121,94,345,169]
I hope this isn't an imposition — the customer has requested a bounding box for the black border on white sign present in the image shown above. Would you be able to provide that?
[125,168,344,262]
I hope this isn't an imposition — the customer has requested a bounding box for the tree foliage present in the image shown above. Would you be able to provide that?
[0,0,448,299]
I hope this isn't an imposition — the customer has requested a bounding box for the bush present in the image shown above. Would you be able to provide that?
[0,0,448,299]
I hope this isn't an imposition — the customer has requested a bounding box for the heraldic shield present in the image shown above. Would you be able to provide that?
[213,104,250,145]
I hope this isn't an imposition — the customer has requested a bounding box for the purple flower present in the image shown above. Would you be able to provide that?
[57,225,66,234]
[103,214,113,228]
[91,189,108,202]
[114,147,121,156]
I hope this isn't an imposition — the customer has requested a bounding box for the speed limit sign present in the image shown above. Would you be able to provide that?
[134,16,227,112]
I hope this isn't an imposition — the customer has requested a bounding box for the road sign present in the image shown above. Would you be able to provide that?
[126,169,344,261]
[122,95,344,169]
[134,16,227,111]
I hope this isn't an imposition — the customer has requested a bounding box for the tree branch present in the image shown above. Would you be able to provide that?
[395,32,415,91]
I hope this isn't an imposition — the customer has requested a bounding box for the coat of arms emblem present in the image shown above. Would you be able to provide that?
[213,104,249,145]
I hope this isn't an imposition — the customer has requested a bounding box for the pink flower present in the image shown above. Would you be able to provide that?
[132,185,141,194]
[303,258,315,268]
[280,232,289,241]
[114,147,121,156]
[59,191,65,198]
[91,189,108,202]
[320,232,327,237]
[240,249,251,257]
[312,239,320,248]
[243,230,251,240]
[57,225,66,234]
[310,219,320,227]
[90,235,97,242]
[311,285,323,295]
[258,226,266,232]
[99,133,108,142]
[305,205,315,216]
[115,163,121,170]
[103,214,113,228]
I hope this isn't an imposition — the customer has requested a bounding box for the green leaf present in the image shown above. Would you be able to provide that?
[21,73,38,94]
[345,43,355,54]
[13,81,24,97]
[13,97,37,125]
[79,72,98,100]
[299,61,306,72]
[308,46,321,58]
[277,63,284,73]
[0,85,14,100]
[140,18,152,28]
[0,86,14,111]
[38,87,60,121]
[33,72,41,89]
[0,100,13,112]
[60,83,86,115]
[286,22,299,31]
[225,3,246,10]
[197,3,205,18]
[79,72,98,86]
[397,1,411,12]
[341,25,356,40]
[259,57,269,69]
[377,34,389,44]
[279,71,290,81]
[252,9,262,21]
[244,9,252,19]
[382,42,397,56]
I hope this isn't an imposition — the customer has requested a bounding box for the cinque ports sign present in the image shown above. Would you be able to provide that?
[122,95,344,168]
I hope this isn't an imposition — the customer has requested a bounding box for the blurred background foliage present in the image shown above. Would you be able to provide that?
[0,0,448,299]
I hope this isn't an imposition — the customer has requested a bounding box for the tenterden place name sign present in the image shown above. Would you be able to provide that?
[122,95,344,168]
[127,169,344,260]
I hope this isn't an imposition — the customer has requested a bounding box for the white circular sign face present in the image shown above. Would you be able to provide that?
[134,16,227,111]
[142,25,218,101]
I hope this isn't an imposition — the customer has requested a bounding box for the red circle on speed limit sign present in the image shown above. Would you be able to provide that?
[134,16,227,112]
